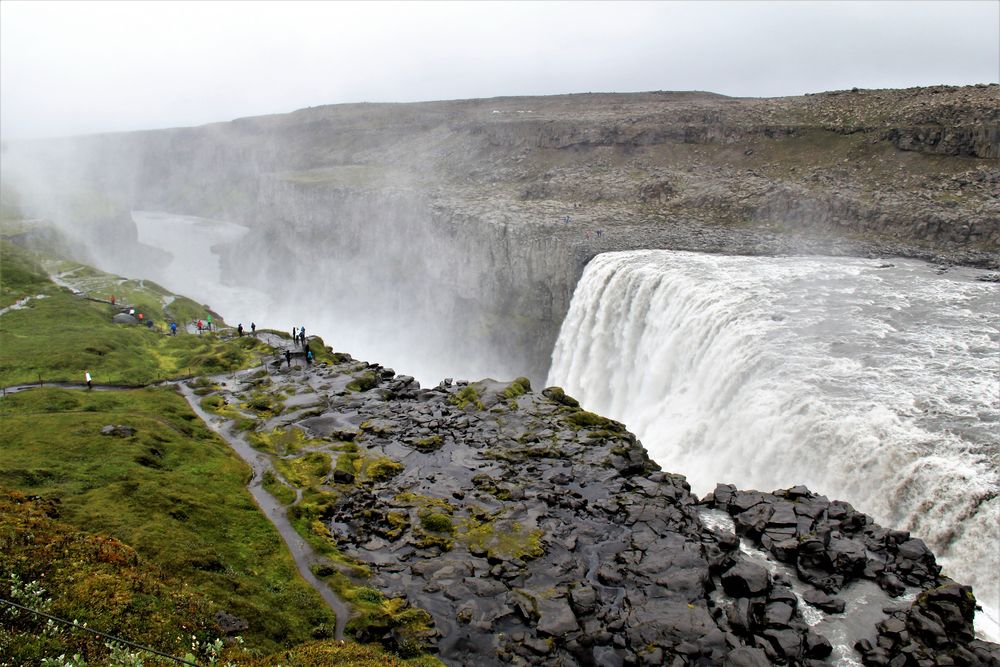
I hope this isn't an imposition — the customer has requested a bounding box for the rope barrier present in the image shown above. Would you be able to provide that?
[0,597,203,666]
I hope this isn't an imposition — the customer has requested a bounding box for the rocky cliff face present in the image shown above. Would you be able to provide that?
[5,85,998,379]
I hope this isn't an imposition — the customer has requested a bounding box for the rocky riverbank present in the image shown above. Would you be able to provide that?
[192,340,1000,666]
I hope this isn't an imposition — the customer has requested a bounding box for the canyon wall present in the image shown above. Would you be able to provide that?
[4,85,997,380]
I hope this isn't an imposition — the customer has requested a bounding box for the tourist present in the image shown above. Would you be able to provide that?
[85,371,92,390]
[306,349,313,365]
[170,321,177,336]
[238,323,244,337]
[292,327,297,340]
[207,314,213,331]
[251,322,256,336]
[284,349,292,368]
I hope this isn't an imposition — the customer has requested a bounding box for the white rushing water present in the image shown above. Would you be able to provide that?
[548,250,1000,640]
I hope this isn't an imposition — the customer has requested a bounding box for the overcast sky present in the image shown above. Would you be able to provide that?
[2,0,998,141]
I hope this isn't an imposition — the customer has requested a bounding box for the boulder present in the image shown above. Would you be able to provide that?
[721,561,771,597]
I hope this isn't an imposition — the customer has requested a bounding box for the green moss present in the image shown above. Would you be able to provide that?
[418,510,455,534]
[565,410,623,431]
[500,376,532,399]
[345,594,437,658]
[262,469,297,506]
[412,434,443,452]
[275,452,332,489]
[395,492,454,514]
[367,457,403,482]
[243,392,284,417]
[250,426,311,455]
[449,386,484,410]
[542,386,580,408]
[458,517,544,561]
[346,372,378,392]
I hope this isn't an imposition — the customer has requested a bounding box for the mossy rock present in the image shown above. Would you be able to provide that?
[243,392,284,417]
[458,517,543,561]
[543,386,580,408]
[346,372,378,392]
[500,377,532,399]
[449,386,484,410]
[367,457,403,482]
[565,410,622,431]
[346,595,438,658]
[412,435,443,452]
[418,510,455,534]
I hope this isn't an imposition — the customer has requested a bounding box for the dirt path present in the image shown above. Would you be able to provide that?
[177,377,352,639]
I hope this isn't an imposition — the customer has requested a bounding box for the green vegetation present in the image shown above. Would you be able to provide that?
[367,457,404,481]
[0,224,440,664]
[0,239,49,301]
[418,510,455,534]
[275,451,332,489]
[449,385,485,410]
[458,516,544,562]
[500,376,531,399]
[412,434,443,452]
[542,385,580,408]
[346,372,378,392]
[0,490,216,663]
[0,282,267,387]
[565,410,624,431]
[262,469,298,506]
[0,388,336,652]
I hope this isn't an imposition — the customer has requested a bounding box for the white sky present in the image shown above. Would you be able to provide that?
[1,0,998,141]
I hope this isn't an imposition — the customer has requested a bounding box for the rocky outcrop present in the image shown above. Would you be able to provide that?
[194,347,1000,666]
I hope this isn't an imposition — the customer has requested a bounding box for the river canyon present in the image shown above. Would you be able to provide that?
[3,85,998,654]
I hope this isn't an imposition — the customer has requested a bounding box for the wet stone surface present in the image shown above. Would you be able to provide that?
[196,350,1000,666]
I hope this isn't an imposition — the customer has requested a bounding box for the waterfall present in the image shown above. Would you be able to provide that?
[548,250,1000,639]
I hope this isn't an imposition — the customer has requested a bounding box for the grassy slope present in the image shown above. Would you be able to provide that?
[0,387,336,652]
[1,241,271,387]
[0,234,411,663]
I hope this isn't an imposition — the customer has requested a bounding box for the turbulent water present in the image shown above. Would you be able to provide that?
[548,250,1000,639]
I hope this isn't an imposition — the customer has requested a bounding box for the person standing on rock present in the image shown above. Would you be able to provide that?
[207,314,213,331]
[285,349,292,368]
[292,327,297,341]
[170,321,178,336]
[238,323,244,337]
[306,349,313,365]
[85,371,92,390]
[299,326,306,344]
[197,319,203,333]
[251,322,256,336]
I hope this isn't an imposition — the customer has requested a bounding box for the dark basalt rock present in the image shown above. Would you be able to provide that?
[200,358,999,666]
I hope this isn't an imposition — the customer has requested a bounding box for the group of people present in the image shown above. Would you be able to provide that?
[283,326,312,368]
[237,322,256,337]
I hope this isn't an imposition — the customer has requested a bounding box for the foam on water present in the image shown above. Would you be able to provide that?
[549,250,1000,640]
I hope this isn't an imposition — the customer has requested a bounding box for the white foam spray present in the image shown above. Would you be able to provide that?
[548,250,1000,640]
